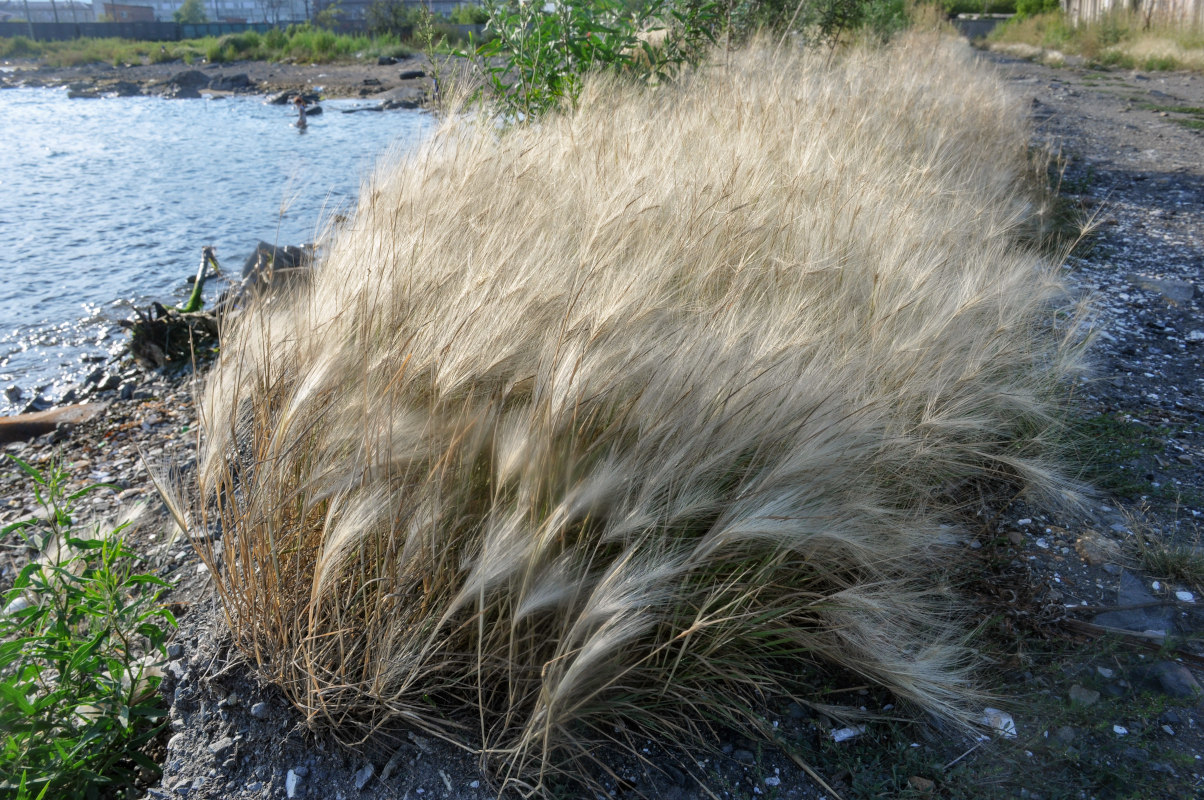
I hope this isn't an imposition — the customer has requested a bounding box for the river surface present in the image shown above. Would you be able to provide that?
[0,87,432,415]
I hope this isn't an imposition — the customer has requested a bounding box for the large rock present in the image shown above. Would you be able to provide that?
[209,73,252,92]
[1093,570,1178,636]
[241,241,312,279]
[169,69,210,89]
[1128,274,1197,305]
[67,80,143,99]
[0,403,106,445]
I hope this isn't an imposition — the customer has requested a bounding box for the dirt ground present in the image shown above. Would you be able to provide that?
[4,43,1204,799]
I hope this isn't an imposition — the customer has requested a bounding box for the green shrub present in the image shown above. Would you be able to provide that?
[1015,0,1059,18]
[450,3,490,24]
[475,0,719,119]
[0,35,41,59]
[204,40,227,63]
[0,457,175,799]
[264,27,288,50]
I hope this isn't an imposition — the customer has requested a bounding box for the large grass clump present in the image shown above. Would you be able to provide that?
[186,35,1088,793]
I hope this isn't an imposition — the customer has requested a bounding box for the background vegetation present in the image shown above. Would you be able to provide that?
[989,8,1204,70]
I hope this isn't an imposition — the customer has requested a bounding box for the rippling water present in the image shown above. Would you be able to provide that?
[0,87,432,415]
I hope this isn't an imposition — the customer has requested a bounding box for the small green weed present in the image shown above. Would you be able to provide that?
[1066,411,1168,498]
[0,456,176,799]
[1135,530,1204,592]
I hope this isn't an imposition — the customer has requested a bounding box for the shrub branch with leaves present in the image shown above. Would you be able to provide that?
[0,457,175,800]
[472,0,719,119]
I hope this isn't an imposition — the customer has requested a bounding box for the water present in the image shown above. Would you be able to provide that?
[0,87,433,415]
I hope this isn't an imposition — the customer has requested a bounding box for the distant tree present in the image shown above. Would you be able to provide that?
[173,0,208,23]
[366,0,418,37]
[258,0,290,24]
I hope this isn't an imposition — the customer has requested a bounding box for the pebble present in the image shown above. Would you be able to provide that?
[1113,725,1128,736]
[208,736,235,757]
[286,768,300,798]
[830,726,865,743]
[1069,685,1100,707]
[354,764,374,790]
[250,701,270,719]
[167,643,185,659]
[1176,590,1195,603]
[908,776,935,792]
[981,708,1017,739]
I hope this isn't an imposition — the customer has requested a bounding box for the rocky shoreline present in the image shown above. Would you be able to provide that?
[0,55,440,108]
[3,47,1204,799]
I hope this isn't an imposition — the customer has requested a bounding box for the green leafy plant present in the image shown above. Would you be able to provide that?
[0,456,176,799]
[450,3,491,24]
[472,0,719,120]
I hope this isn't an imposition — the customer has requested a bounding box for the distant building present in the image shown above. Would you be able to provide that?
[103,2,153,20]
[313,0,479,22]
[0,1,96,21]
[91,0,308,22]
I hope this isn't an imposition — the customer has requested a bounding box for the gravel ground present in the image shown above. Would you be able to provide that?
[3,46,1204,799]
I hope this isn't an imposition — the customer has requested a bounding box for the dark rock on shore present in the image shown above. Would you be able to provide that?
[209,72,253,92]
[67,80,144,99]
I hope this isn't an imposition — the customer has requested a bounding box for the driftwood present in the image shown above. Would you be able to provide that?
[119,243,313,370]
[119,303,219,370]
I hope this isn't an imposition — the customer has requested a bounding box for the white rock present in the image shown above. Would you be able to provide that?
[286,769,300,799]
[3,595,32,616]
[982,708,1017,739]
[1113,725,1128,736]
[1185,330,1204,343]
[1036,538,1050,549]
[1176,590,1195,603]
[764,776,781,786]
[830,725,865,743]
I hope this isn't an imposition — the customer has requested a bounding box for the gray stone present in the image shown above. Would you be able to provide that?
[1146,661,1202,700]
[398,69,426,80]
[166,643,185,660]
[1054,725,1077,743]
[1093,570,1177,636]
[208,736,235,757]
[1127,274,1197,305]
[286,769,300,798]
[732,748,756,764]
[250,701,269,719]
[1069,684,1100,707]
[171,70,208,88]
[354,764,374,790]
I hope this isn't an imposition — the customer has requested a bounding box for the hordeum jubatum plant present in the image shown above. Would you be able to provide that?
[179,33,1091,796]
